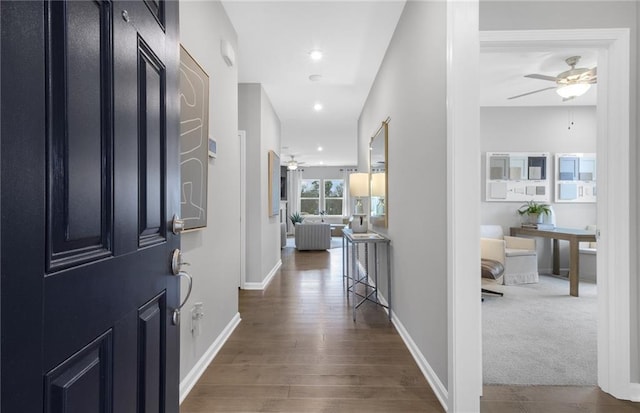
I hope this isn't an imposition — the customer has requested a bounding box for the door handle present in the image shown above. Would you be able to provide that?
[170,249,193,325]
[172,271,193,326]
[172,214,185,234]
[171,248,190,275]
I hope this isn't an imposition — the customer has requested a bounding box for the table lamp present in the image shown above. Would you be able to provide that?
[349,173,369,233]
[371,172,385,215]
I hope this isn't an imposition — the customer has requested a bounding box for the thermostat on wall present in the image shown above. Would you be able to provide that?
[208,138,217,158]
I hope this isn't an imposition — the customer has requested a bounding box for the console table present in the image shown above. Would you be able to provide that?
[342,229,391,321]
[510,226,596,297]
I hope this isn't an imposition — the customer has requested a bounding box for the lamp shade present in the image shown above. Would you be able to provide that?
[371,173,385,197]
[556,83,591,99]
[349,173,369,197]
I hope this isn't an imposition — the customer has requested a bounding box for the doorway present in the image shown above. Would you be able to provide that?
[476,28,633,399]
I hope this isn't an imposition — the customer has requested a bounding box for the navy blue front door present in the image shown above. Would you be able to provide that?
[1,1,180,411]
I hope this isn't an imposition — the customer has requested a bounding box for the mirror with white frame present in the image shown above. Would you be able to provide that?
[369,120,388,228]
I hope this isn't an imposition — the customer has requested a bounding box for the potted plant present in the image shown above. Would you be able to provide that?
[517,201,551,225]
[289,212,303,227]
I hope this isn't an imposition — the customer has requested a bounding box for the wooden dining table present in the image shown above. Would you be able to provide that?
[510,226,597,297]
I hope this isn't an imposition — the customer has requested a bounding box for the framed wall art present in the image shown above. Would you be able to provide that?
[179,45,209,230]
[268,150,280,217]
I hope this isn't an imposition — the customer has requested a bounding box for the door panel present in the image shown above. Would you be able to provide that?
[143,0,164,28]
[1,0,181,411]
[138,40,166,247]
[138,294,166,413]
[46,0,113,272]
[44,330,113,413]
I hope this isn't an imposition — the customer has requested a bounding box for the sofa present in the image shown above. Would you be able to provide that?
[294,222,331,250]
[301,215,348,237]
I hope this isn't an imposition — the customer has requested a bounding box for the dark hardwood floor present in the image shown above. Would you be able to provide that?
[181,240,640,412]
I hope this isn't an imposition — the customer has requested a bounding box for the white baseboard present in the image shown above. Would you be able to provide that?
[360,268,447,409]
[243,259,282,290]
[626,383,640,402]
[391,312,448,411]
[353,271,445,406]
[356,280,447,411]
[179,312,241,404]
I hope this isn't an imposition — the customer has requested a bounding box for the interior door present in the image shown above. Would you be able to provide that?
[1,1,181,411]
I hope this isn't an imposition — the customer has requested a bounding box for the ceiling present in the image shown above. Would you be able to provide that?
[221,2,598,167]
[480,50,598,107]
[221,1,406,167]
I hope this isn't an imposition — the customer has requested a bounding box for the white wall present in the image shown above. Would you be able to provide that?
[480,0,639,384]
[238,84,262,284]
[358,0,450,392]
[238,83,282,285]
[259,88,282,281]
[481,106,597,270]
[179,0,240,382]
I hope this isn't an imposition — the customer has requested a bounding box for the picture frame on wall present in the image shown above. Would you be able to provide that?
[179,45,209,230]
[268,150,280,217]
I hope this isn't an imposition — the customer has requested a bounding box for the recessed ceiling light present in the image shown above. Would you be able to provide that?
[309,74,322,82]
[309,50,323,61]
[313,103,323,111]
[317,146,323,152]
[319,161,324,165]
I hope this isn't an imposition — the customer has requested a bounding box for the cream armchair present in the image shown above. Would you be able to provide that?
[480,225,539,285]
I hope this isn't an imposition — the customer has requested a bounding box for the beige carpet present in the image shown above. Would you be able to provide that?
[482,274,597,385]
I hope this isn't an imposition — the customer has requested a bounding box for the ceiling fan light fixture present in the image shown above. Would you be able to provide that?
[287,160,298,170]
[556,82,591,99]
[309,50,323,61]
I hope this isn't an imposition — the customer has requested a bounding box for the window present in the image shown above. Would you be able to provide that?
[300,179,320,215]
[324,179,344,215]
[300,178,344,215]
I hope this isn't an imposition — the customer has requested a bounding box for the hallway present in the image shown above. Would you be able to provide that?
[181,244,640,412]
[181,245,444,412]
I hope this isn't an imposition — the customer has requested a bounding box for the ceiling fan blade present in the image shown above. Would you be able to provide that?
[507,86,557,100]
[525,74,559,82]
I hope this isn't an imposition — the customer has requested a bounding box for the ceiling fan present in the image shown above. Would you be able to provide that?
[286,155,305,170]
[508,56,597,101]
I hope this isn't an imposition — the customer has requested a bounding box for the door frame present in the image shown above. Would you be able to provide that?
[239,130,247,289]
[468,28,634,401]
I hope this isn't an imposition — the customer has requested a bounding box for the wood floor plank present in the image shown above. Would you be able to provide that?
[481,385,640,412]
[181,240,639,412]
[181,244,444,412]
